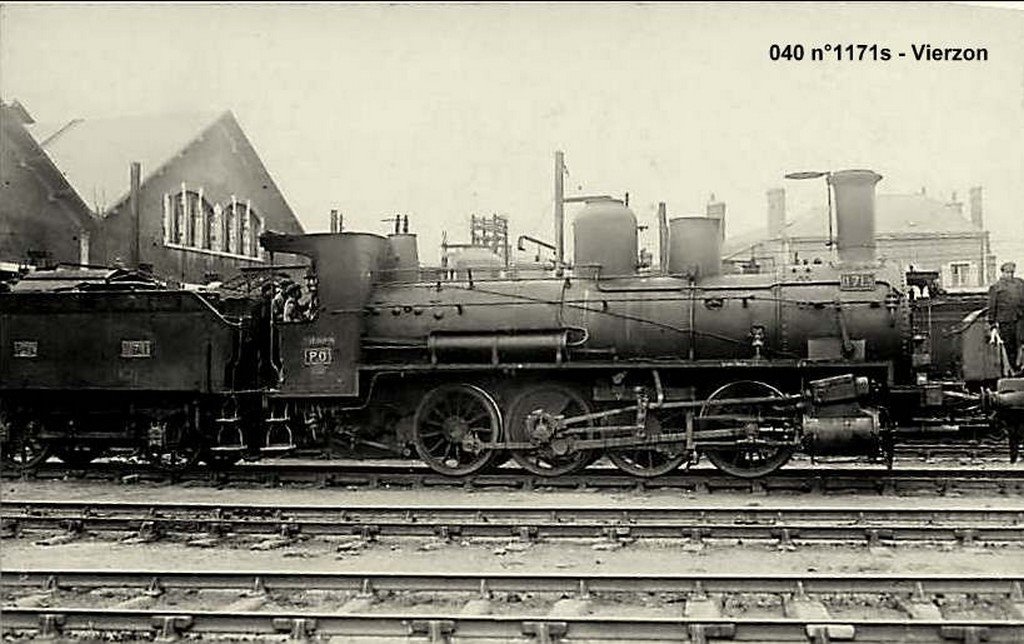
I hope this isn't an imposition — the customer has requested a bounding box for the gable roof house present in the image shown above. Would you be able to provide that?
[723,187,996,289]
[26,110,305,285]
[0,101,96,271]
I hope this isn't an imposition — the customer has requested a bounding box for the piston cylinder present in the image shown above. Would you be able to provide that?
[802,410,881,456]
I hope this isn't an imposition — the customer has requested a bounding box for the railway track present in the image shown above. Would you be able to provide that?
[3,570,1023,642]
[5,461,1024,496]
[4,499,1024,547]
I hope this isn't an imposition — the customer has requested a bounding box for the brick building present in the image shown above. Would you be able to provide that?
[0,101,95,270]
[724,187,996,288]
[24,109,304,284]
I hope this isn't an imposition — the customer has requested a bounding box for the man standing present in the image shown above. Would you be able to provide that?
[988,261,1024,373]
[252,282,277,385]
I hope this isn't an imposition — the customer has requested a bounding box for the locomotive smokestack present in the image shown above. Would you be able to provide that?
[827,169,882,263]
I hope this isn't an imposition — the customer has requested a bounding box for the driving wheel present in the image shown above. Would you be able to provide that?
[412,383,502,476]
[700,380,796,479]
[507,384,595,477]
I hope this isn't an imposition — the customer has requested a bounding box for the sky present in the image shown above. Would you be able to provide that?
[1,2,1023,266]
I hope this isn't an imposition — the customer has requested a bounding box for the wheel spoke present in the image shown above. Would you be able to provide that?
[426,436,445,454]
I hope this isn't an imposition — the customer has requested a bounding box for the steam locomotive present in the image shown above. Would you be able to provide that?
[2,167,1022,478]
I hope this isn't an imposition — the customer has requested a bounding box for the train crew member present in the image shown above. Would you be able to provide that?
[283,283,306,322]
[987,261,1024,373]
[271,279,291,322]
[254,282,278,384]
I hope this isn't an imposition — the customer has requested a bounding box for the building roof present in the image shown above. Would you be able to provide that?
[3,100,35,125]
[1,101,95,231]
[27,111,223,216]
[723,192,983,258]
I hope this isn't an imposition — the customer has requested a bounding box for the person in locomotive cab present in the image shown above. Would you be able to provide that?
[282,283,306,322]
[988,261,1024,372]
[252,282,278,384]
[271,279,291,322]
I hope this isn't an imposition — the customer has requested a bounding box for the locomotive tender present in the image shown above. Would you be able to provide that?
[2,166,1022,477]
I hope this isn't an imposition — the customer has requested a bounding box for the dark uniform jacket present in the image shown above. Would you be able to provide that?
[987,276,1024,324]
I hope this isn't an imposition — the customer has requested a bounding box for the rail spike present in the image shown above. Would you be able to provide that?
[146,576,165,597]
[359,577,376,598]
[577,579,591,600]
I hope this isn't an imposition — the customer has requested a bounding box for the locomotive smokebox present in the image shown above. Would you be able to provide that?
[828,169,882,263]
[573,197,638,278]
[668,217,722,279]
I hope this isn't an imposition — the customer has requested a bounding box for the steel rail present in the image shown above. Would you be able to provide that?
[4,569,1023,596]
[4,462,1023,497]
[3,608,1022,643]
[4,500,1023,544]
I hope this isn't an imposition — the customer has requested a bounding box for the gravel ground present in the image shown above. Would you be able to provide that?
[4,534,1024,576]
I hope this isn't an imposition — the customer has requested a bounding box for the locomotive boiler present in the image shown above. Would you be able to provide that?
[252,167,999,478]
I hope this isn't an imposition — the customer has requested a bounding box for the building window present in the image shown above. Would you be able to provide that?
[78,230,90,266]
[162,188,261,260]
[222,200,263,259]
[165,189,213,248]
[947,261,974,288]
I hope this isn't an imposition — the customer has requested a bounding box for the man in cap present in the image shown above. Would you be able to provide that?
[987,261,1024,373]
[272,279,292,322]
[253,281,277,384]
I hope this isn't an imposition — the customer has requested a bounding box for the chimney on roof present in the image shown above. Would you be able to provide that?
[5,100,35,125]
[130,162,141,268]
[706,195,726,240]
[946,191,964,217]
[969,186,983,229]
[767,188,786,240]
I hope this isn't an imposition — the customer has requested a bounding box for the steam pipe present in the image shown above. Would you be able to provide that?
[517,235,557,254]
[657,202,668,274]
[555,151,565,271]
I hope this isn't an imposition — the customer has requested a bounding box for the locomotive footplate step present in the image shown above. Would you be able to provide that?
[259,445,296,456]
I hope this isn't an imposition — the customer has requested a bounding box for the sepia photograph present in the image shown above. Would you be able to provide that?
[2,2,1024,641]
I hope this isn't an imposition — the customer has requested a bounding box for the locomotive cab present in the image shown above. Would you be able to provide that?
[259,231,387,399]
